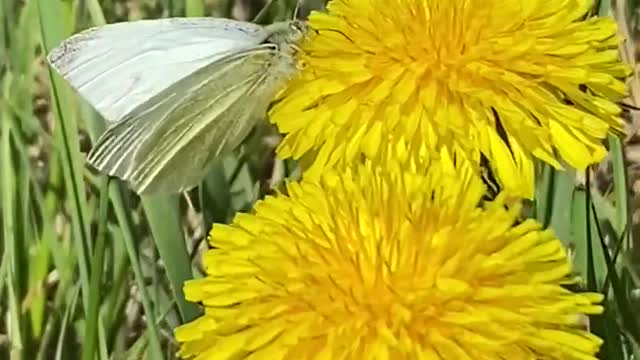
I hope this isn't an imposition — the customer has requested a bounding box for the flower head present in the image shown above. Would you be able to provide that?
[271,0,631,198]
[175,155,603,359]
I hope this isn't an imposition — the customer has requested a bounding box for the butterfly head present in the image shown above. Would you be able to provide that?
[265,20,307,46]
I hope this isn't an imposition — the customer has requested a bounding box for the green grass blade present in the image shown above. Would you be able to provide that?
[142,195,200,323]
[576,184,597,291]
[534,164,555,228]
[54,284,80,360]
[592,204,640,345]
[2,81,24,360]
[572,185,607,286]
[199,161,232,236]
[110,184,164,359]
[609,135,631,244]
[36,0,93,311]
[597,305,626,359]
[102,226,131,346]
[597,0,612,16]
[609,0,635,246]
[82,177,110,360]
[185,0,205,17]
[544,168,575,245]
[85,0,106,26]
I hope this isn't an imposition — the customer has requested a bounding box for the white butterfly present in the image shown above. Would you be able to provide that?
[48,17,306,194]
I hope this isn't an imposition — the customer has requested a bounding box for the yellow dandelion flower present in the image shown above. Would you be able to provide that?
[270,0,631,198]
[175,157,603,359]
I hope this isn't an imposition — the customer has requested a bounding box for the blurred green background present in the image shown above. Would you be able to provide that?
[1,0,640,359]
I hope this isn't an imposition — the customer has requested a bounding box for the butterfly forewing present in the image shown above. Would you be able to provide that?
[47,18,270,123]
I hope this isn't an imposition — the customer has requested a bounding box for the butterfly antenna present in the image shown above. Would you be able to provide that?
[252,0,274,24]
[293,0,303,20]
[183,192,196,214]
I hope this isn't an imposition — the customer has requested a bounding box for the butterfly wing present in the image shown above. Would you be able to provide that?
[87,45,295,194]
[47,17,270,123]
